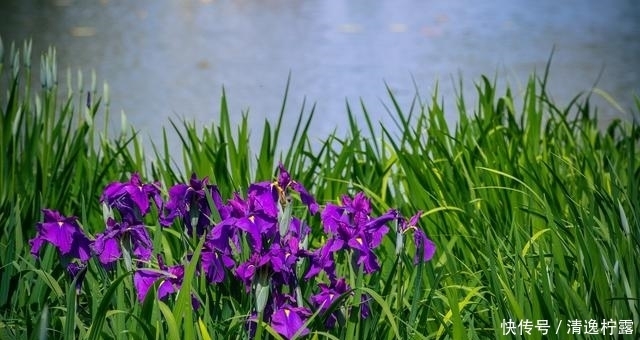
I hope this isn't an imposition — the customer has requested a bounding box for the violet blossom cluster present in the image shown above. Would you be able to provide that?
[29,164,436,339]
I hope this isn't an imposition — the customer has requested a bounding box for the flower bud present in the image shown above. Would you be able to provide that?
[255,274,270,314]
[395,219,404,255]
[277,197,292,238]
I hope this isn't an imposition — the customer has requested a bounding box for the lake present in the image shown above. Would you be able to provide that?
[1,0,639,155]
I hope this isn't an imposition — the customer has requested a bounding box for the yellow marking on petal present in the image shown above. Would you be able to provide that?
[272,181,287,205]
[356,237,363,246]
[249,215,255,223]
[284,309,291,317]
[58,222,64,228]
[402,225,418,234]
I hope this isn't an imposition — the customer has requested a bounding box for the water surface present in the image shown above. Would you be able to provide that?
[2,0,639,153]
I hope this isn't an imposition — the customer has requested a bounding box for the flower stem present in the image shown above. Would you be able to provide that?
[396,257,403,313]
[346,254,363,340]
[254,311,264,340]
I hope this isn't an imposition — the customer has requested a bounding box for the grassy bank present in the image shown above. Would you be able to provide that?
[1,41,638,339]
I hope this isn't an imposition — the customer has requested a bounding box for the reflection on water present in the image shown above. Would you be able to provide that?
[1,0,639,153]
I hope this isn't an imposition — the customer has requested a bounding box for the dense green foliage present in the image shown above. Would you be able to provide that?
[1,41,638,339]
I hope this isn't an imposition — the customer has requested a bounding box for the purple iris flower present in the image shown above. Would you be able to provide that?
[201,222,236,283]
[285,217,310,242]
[92,218,153,265]
[321,193,395,244]
[246,164,319,220]
[235,234,302,293]
[320,193,396,273]
[160,174,221,236]
[235,252,283,292]
[348,235,383,273]
[246,182,279,218]
[276,163,319,215]
[201,249,234,283]
[341,192,372,226]
[305,238,337,281]
[269,294,312,339]
[311,278,349,309]
[101,173,162,223]
[236,254,264,291]
[226,165,317,259]
[398,212,436,264]
[67,262,87,292]
[226,192,250,218]
[133,256,184,302]
[225,192,279,245]
[311,278,350,328]
[359,294,371,319]
[29,209,91,262]
[237,213,279,253]
[266,242,299,275]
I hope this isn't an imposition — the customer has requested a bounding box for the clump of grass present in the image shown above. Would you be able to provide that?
[376,72,640,338]
[0,38,143,338]
[1,38,638,339]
